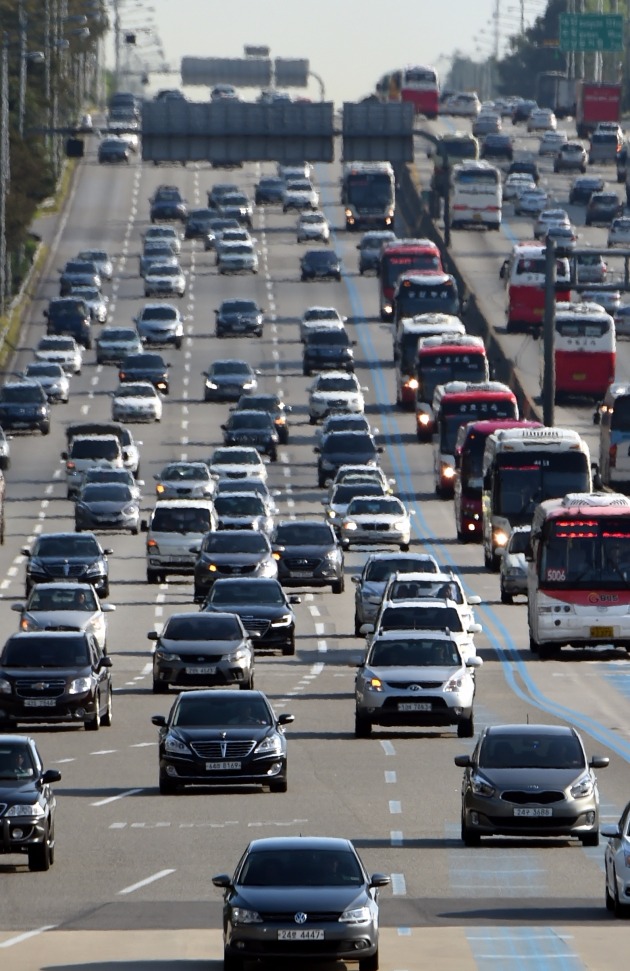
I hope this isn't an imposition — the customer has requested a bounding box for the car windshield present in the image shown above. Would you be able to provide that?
[364,557,438,582]
[221,301,258,314]
[347,497,403,516]
[369,637,461,666]
[306,252,336,265]
[149,265,179,276]
[100,329,138,342]
[35,536,99,556]
[239,849,363,887]
[26,364,63,377]
[308,331,350,346]
[39,337,75,350]
[274,523,333,545]
[202,532,269,553]
[70,439,119,460]
[85,469,134,486]
[209,582,284,605]
[151,508,212,533]
[478,733,585,770]
[212,362,251,376]
[332,483,384,504]
[230,413,271,430]
[212,449,259,465]
[315,376,356,392]
[0,745,36,780]
[1,385,44,402]
[323,435,375,456]
[304,308,340,321]
[163,616,241,640]
[162,464,210,481]
[116,384,155,398]
[126,355,165,369]
[380,605,463,631]
[390,579,463,603]
[140,307,177,321]
[80,484,132,502]
[173,695,270,728]
[215,495,265,516]
[27,586,97,611]
[2,636,90,667]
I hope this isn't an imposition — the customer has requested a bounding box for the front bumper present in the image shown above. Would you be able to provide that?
[152,658,252,689]
[225,925,377,963]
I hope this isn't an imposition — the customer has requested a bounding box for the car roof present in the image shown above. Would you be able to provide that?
[372,628,457,642]
[8,630,89,642]
[245,836,354,853]
[483,724,576,737]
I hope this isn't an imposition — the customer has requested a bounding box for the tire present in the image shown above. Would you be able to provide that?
[269,777,288,793]
[500,589,513,605]
[28,835,52,872]
[239,675,254,690]
[332,576,345,594]
[153,679,169,694]
[223,952,244,971]
[85,698,101,731]
[529,637,539,655]
[606,880,615,912]
[355,713,372,738]
[359,951,379,971]
[100,581,110,600]
[282,637,296,656]
[457,714,474,738]
[147,569,160,584]
[538,642,556,660]
[581,831,599,848]
[102,687,113,727]
[40,423,50,436]
[399,543,409,552]
[461,818,481,846]
[159,775,178,795]
[354,613,363,637]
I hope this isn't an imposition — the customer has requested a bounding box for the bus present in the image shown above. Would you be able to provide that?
[399,65,439,118]
[431,131,479,197]
[527,492,630,657]
[453,419,542,543]
[481,427,591,571]
[450,160,502,231]
[393,315,466,409]
[415,335,488,440]
[393,272,461,325]
[503,241,571,333]
[379,239,442,321]
[431,381,519,498]
[553,301,615,403]
[341,161,396,231]
[597,383,630,491]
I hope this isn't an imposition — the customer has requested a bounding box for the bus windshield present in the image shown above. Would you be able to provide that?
[540,518,630,589]
[419,353,486,400]
[345,174,393,208]
[454,169,500,186]
[397,281,458,317]
[495,454,591,519]
[440,401,517,453]
[556,318,610,338]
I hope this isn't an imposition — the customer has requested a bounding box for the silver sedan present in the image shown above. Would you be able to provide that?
[12,581,115,650]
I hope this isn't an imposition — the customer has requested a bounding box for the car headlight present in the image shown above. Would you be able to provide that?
[86,563,106,576]
[365,677,383,691]
[255,734,282,755]
[227,648,250,663]
[441,464,455,480]
[271,614,292,627]
[444,674,465,692]
[494,530,509,547]
[164,735,191,755]
[155,650,181,662]
[122,504,136,517]
[570,774,594,799]
[5,803,46,818]
[340,905,371,923]
[343,521,358,531]
[404,378,419,390]
[470,773,496,798]
[231,907,262,925]
[20,616,39,632]
[69,676,93,694]
[206,381,218,389]
[0,678,12,694]
[393,520,408,531]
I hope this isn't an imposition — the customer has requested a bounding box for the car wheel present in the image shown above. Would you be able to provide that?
[461,818,481,846]
[500,589,513,605]
[309,416,317,425]
[269,777,288,793]
[399,543,409,552]
[354,613,363,637]
[223,951,244,971]
[282,636,296,656]
[538,642,556,660]
[359,951,379,971]
[457,714,474,738]
[99,581,110,600]
[147,569,161,584]
[153,679,169,694]
[355,712,372,738]
[581,831,599,848]
[28,834,52,872]
[239,675,254,690]
[606,878,615,912]
[40,423,50,436]
[102,687,113,727]
[159,774,178,796]
[85,698,101,731]
[331,576,344,594]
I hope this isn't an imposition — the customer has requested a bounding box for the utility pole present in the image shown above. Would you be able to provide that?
[18,0,27,138]
[542,240,557,427]
[0,35,9,314]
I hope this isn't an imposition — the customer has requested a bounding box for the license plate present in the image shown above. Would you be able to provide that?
[398,702,432,711]
[590,626,614,638]
[205,761,241,771]
[24,698,56,707]
[513,807,553,817]
[290,571,312,578]
[473,212,482,221]
[185,666,216,675]
[572,372,586,381]
[278,930,324,941]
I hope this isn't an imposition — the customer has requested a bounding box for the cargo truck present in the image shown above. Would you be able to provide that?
[575,81,622,139]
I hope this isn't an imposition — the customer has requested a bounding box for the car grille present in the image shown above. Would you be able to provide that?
[359,522,391,531]
[16,678,67,698]
[239,617,271,636]
[257,910,342,922]
[500,790,566,805]
[190,740,256,759]
[217,564,259,575]
[43,563,89,578]
[385,680,443,690]
[284,557,321,571]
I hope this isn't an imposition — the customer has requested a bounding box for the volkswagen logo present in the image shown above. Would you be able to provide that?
[294,912,307,924]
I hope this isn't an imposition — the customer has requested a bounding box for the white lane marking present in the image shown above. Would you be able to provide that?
[91,787,144,807]
[7,567,17,578]
[390,873,407,895]
[317,640,328,652]
[0,926,57,948]
[130,742,156,748]
[90,750,116,756]
[385,771,397,783]
[309,605,320,617]
[380,740,396,756]
[390,830,403,846]
[311,662,324,674]
[389,801,402,814]
[52,758,75,764]
[118,869,176,895]
[314,623,325,636]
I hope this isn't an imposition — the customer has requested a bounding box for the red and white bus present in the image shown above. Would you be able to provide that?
[415,335,488,438]
[393,316,466,410]
[553,301,615,402]
[502,242,571,332]
[527,492,630,657]
[379,239,442,321]
[453,419,541,542]
[431,381,519,498]
[376,66,439,119]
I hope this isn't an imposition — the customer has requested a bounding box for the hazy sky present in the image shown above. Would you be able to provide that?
[114,0,546,104]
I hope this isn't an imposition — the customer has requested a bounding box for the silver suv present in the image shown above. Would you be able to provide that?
[142,499,218,583]
[553,141,587,173]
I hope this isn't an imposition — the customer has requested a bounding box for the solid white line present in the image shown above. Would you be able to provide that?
[91,787,144,807]
[0,926,56,948]
[118,868,175,895]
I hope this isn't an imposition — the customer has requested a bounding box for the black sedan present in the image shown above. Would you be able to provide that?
[254,176,285,204]
[271,519,345,593]
[212,836,389,971]
[481,133,513,161]
[215,299,264,338]
[75,482,140,534]
[221,410,279,460]
[152,689,293,794]
[0,735,61,870]
[233,393,291,444]
[193,530,278,603]
[203,359,259,402]
[149,612,255,693]
[203,577,300,655]
[184,207,215,239]
[300,250,342,282]
[22,531,112,598]
[150,190,188,223]
[315,431,382,488]
[119,352,170,394]
[569,175,605,205]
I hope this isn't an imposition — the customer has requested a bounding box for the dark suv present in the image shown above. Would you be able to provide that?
[221,410,279,459]
[0,380,50,435]
[271,519,345,593]
[22,532,112,598]
[0,631,113,731]
[0,735,61,871]
[303,328,355,376]
[44,297,92,349]
[59,260,101,296]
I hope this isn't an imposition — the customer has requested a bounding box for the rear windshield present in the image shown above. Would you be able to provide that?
[163,616,241,640]
[2,636,89,667]
[70,439,120,460]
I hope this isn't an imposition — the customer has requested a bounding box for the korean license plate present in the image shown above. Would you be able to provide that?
[513,807,553,817]
[205,761,241,771]
[24,698,56,707]
[590,626,614,638]
[398,702,431,711]
[186,666,216,675]
[278,930,324,940]
[290,571,312,578]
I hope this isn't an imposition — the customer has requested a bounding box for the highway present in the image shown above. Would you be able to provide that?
[0,122,629,971]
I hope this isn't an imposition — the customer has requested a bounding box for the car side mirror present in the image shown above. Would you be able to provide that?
[212,874,232,889]
[151,714,167,727]
[313,447,320,453]
[278,713,295,725]
[20,547,31,557]
[41,769,62,785]
[102,603,116,613]
[103,548,114,556]
[351,576,360,584]
[468,595,482,605]
[589,756,610,769]
[147,631,159,641]
[360,624,374,636]
[99,655,113,668]
[601,824,621,839]
[370,874,391,888]
[467,656,483,668]
[454,754,472,767]
[11,603,24,612]
[468,623,483,634]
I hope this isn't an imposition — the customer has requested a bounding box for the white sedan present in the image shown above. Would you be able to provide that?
[527,108,556,132]
[340,495,413,551]
[308,371,366,423]
[35,335,83,375]
[208,446,268,483]
[111,380,163,422]
[144,262,186,298]
[514,188,549,217]
[297,211,330,244]
[607,216,630,248]
[300,306,347,342]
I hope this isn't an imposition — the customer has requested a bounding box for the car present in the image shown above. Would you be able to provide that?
[589,128,623,165]
[602,799,630,916]
[341,495,412,551]
[445,92,481,117]
[203,359,259,402]
[271,519,345,593]
[351,553,439,635]
[0,427,11,471]
[538,130,567,156]
[527,108,556,132]
[82,466,142,501]
[329,464,395,497]
[323,480,388,533]
[533,208,570,240]
[111,380,163,423]
[193,530,278,603]
[585,191,623,226]
[64,420,141,480]
[221,411,279,460]
[153,690,293,795]
[144,262,186,298]
[142,225,181,253]
[75,482,140,534]
[574,250,607,284]
[254,176,286,205]
[364,595,481,658]
[203,216,241,250]
[300,305,347,341]
[217,191,254,228]
[143,499,218,583]
[140,242,179,279]
[511,98,538,123]
[318,411,375,443]
[149,611,254,694]
[0,380,50,435]
[554,141,587,173]
[308,371,366,423]
[150,185,188,222]
[202,577,299,655]
[210,82,239,101]
[36,334,83,374]
[355,629,482,738]
[300,249,341,281]
[278,161,312,181]
[22,532,112,598]
[357,230,397,274]
[614,303,630,337]
[11,581,115,650]
[472,111,501,137]
[23,362,70,403]
[215,477,273,502]
[184,207,215,239]
[315,431,382,487]
[232,393,291,444]
[382,570,482,631]
[216,240,258,274]
[95,326,143,365]
[76,249,113,281]
[215,299,264,338]
[207,182,239,208]
[607,215,630,247]
[59,260,101,296]
[480,132,513,161]
[213,490,276,534]
[498,525,530,604]
[69,285,109,323]
[502,173,536,201]
[296,211,330,243]
[545,224,578,256]
[455,723,609,846]
[580,289,621,315]
[134,303,184,348]
[0,631,113,731]
[506,158,540,183]
[514,188,549,216]
[154,461,217,500]
[44,297,92,348]
[119,352,170,394]
[208,446,268,483]
[569,174,605,204]
[62,433,124,498]
[98,137,130,163]
[303,327,355,376]
[0,735,61,870]
[283,178,319,212]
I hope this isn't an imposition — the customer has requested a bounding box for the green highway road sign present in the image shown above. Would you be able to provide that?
[559,12,624,53]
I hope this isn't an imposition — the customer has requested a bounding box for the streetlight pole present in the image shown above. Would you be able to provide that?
[0,35,10,315]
